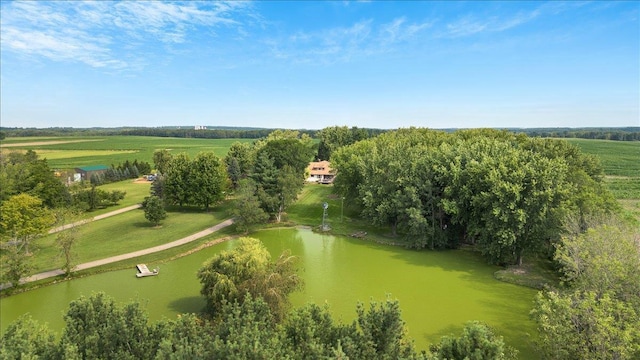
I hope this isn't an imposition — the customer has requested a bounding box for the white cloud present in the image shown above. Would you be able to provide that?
[0,1,255,69]
[270,17,433,65]
[441,7,543,38]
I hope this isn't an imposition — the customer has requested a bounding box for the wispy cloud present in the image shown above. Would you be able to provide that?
[0,1,255,69]
[270,17,431,65]
[442,9,541,38]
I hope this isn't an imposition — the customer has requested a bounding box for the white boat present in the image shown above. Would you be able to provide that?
[136,264,159,278]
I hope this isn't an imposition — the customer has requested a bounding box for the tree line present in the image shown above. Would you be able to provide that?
[331,128,618,265]
[0,151,129,286]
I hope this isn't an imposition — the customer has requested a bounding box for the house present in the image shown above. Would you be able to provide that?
[307,161,335,184]
[75,165,109,181]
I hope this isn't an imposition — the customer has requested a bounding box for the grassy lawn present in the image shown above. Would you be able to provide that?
[287,184,418,245]
[7,201,233,274]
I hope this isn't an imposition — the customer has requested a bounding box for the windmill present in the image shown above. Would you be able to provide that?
[321,202,330,231]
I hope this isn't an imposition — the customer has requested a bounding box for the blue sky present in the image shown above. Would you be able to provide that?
[1,1,638,130]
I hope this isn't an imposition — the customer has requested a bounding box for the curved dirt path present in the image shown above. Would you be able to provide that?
[2,216,234,290]
[48,204,143,234]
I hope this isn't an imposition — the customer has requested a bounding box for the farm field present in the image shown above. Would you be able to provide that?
[563,139,640,220]
[1,136,255,170]
[565,138,640,178]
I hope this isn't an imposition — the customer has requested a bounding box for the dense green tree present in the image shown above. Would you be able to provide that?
[209,294,289,359]
[1,245,32,288]
[197,237,302,321]
[191,152,227,211]
[332,128,616,265]
[0,150,69,207]
[153,314,214,360]
[257,138,314,176]
[355,297,417,359]
[316,125,370,161]
[225,141,255,188]
[430,321,515,360]
[70,184,125,211]
[555,223,640,303]
[0,193,55,254]
[532,290,640,360]
[153,149,172,175]
[532,222,640,359]
[60,292,155,360]
[0,314,58,359]
[143,195,167,226]
[226,157,242,190]
[232,179,269,233]
[164,153,192,207]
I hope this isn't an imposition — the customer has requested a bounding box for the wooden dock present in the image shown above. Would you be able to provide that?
[136,264,158,278]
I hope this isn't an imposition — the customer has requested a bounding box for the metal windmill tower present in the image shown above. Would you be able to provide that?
[321,202,330,231]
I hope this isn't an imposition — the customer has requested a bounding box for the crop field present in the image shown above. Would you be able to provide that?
[565,138,640,200]
[565,138,640,178]
[1,136,255,170]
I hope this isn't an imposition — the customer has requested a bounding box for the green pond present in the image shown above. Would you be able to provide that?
[1,228,538,358]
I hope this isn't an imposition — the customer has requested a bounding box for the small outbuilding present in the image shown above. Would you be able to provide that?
[307,161,335,184]
[75,165,109,181]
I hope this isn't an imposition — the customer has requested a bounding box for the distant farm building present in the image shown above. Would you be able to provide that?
[75,165,109,181]
[307,161,335,184]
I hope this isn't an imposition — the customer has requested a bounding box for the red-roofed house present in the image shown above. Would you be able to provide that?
[306,161,335,184]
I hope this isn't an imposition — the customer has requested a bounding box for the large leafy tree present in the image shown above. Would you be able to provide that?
[232,179,269,233]
[0,193,55,254]
[143,195,167,226]
[152,149,172,175]
[197,237,302,321]
[164,153,192,207]
[225,141,254,189]
[60,292,155,360]
[191,152,227,211]
[0,315,58,359]
[251,152,304,222]
[332,128,616,265]
[532,290,640,360]
[162,152,227,210]
[532,223,640,359]
[0,150,69,207]
[316,125,370,161]
[429,321,515,360]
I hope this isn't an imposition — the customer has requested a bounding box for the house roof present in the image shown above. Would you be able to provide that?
[76,165,109,172]
[308,161,334,176]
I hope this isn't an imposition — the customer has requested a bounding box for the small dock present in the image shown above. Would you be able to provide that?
[136,264,158,278]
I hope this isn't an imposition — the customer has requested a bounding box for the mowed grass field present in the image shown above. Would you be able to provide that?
[1,136,255,170]
[30,204,232,274]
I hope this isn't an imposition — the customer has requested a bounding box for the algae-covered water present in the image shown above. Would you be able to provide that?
[0,228,537,358]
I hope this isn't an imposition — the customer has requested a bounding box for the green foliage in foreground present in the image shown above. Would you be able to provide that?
[1,292,514,360]
[531,222,640,359]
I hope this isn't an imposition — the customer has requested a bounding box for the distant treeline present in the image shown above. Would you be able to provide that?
[512,127,640,141]
[1,126,638,141]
